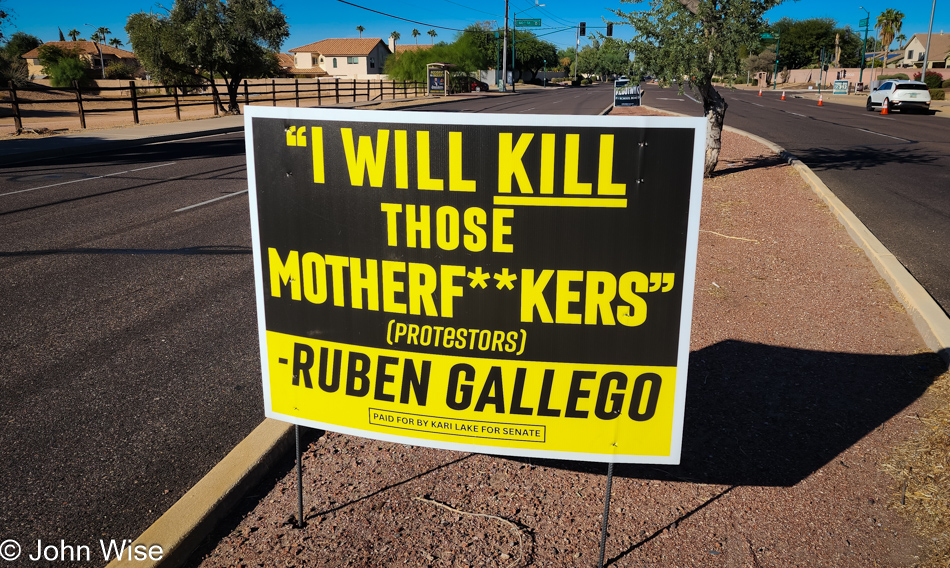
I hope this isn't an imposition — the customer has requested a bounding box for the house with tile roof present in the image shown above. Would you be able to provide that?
[900,33,950,69]
[288,38,391,79]
[21,41,139,78]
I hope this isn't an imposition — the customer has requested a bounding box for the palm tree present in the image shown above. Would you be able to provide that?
[412,28,420,44]
[427,29,437,44]
[390,31,400,51]
[356,25,365,38]
[67,28,80,41]
[875,9,904,75]
[109,38,123,48]
[96,26,111,45]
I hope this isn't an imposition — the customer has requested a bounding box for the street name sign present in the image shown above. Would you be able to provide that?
[515,19,541,27]
[245,107,705,464]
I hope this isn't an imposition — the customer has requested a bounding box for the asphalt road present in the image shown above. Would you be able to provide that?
[0,85,616,565]
[641,84,950,318]
[0,133,262,564]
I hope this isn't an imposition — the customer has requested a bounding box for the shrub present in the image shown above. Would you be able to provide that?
[930,88,946,101]
[48,57,90,87]
[878,73,910,81]
[913,70,944,89]
[943,79,950,89]
[104,61,137,80]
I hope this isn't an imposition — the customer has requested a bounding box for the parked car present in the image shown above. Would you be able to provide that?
[470,78,490,92]
[866,80,932,113]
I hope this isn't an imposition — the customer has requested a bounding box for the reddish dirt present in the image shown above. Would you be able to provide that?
[182,106,945,568]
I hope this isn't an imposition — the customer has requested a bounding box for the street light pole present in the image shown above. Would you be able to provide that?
[858,7,870,87]
[772,34,781,90]
[920,0,937,78]
[511,2,544,94]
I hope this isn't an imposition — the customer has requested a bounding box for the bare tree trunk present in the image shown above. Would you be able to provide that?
[698,81,727,177]
[225,77,241,114]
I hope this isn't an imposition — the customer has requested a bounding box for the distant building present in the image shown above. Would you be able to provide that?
[288,38,391,79]
[21,41,139,78]
[901,33,950,69]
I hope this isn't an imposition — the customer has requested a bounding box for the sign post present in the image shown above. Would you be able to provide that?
[614,78,641,106]
[245,108,704,466]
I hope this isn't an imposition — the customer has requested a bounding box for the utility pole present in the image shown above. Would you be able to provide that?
[501,0,509,92]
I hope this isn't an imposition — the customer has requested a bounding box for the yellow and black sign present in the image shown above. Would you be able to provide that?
[246,107,705,464]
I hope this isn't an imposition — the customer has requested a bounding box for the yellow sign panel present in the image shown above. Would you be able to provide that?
[267,332,677,458]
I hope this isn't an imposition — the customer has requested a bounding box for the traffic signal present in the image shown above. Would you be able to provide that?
[579,22,586,36]
[606,23,613,36]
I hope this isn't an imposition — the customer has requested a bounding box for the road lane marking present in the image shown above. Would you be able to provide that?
[1,162,177,198]
[175,189,248,212]
[751,102,765,107]
[787,112,807,117]
[657,97,685,101]
[684,92,701,104]
[853,128,910,142]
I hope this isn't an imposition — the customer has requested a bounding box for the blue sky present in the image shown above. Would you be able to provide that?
[4,0,947,54]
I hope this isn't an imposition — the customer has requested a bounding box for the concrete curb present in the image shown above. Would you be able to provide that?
[718,124,950,365]
[105,419,294,568]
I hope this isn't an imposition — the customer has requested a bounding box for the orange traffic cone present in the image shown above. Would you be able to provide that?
[781,91,786,100]
[881,103,888,115]
[817,95,823,106]
[758,87,763,96]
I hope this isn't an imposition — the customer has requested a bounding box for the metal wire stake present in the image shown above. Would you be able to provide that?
[296,425,304,528]
[597,461,615,568]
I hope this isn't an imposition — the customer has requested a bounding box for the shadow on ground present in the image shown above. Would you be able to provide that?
[791,145,940,171]
[524,340,946,487]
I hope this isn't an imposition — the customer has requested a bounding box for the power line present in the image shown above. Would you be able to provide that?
[437,0,502,19]
[336,0,468,32]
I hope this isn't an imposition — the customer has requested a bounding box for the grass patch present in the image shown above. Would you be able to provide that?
[882,369,950,567]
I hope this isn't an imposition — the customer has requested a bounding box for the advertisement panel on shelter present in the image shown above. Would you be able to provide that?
[245,107,705,464]
[428,69,446,95]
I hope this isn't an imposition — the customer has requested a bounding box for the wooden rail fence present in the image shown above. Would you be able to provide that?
[4,78,426,133]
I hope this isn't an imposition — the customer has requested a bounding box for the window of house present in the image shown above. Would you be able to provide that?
[908,50,914,60]
[347,56,359,64]
[333,58,338,68]
[369,57,375,69]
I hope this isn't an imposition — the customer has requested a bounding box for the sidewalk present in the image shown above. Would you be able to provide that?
[5,97,948,568]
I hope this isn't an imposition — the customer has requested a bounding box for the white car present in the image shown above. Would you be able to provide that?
[866,80,932,113]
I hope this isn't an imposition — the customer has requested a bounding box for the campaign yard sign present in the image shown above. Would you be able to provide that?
[245,107,705,464]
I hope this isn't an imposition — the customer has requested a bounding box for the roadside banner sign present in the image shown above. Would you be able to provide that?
[614,78,642,106]
[833,80,849,95]
[245,107,705,464]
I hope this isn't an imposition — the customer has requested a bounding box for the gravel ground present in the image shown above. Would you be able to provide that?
[184,106,947,568]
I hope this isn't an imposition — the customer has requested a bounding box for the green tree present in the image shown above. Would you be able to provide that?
[67,28,80,41]
[767,18,862,69]
[742,47,775,84]
[390,31,400,51]
[1,32,41,86]
[37,44,91,86]
[109,37,123,48]
[356,25,364,38]
[104,60,136,79]
[614,0,784,177]
[510,30,557,81]
[427,29,437,44]
[412,28,420,44]
[127,0,289,113]
[0,0,9,42]
[875,9,903,71]
[3,31,41,59]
